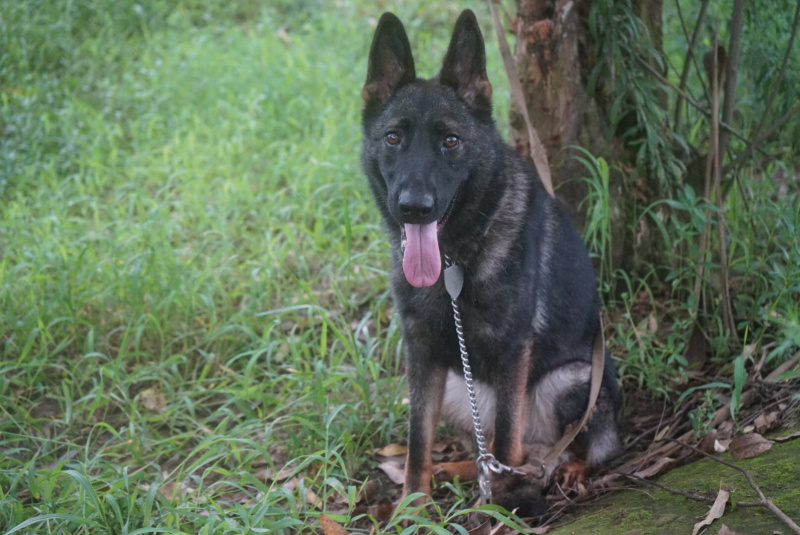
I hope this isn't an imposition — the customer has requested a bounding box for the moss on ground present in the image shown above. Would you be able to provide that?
[550,432,800,535]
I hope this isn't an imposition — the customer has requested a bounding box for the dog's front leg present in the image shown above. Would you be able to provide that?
[403,357,447,501]
[488,344,551,516]
[491,344,531,469]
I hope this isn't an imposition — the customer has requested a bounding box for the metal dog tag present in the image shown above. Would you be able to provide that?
[444,264,464,300]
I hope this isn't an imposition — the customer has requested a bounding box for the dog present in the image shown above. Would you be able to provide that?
[360,9,620,517]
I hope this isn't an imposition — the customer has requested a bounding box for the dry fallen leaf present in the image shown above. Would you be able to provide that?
[374,443,408,457]
[714,439,732,453]
[647,313,658,333]
[352,503,394,522]
[305,488,323,510]
[253,466,294,482]
[719,421,735,435]
[729,433,773,460]
[633,457,675,479]
[754,412,779,433]
[377,460,406,485]
[158,480,195,501]
[718,524,745,535]
[140,389,167,412]
[355,479,380,502]
[320,513,349,535]
[592,473,623,488]
[655,425,671,441]
[700,430,719,454]
[692,488,730,535]
[432,441,457,453]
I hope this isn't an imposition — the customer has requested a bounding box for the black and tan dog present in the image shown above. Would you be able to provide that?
[360,9,620,516]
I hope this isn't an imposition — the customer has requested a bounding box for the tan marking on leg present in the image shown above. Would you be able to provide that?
[505,344,532,467]
[403,368,447,501]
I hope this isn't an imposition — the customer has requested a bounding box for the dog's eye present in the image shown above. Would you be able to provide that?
[385,133,400,146]
[444,135,460,149]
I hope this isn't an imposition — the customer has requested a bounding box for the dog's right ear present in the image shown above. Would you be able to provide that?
[362,13,416,105]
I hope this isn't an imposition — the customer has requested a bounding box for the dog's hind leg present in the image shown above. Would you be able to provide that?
[552,353,621,489]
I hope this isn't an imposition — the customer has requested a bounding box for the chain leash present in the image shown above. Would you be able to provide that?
[443,256,524,506]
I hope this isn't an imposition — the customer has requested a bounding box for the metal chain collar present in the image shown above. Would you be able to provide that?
[443,256,524,506]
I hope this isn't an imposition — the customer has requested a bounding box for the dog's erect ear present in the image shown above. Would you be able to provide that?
[440,9,492,110]
[362,13,416,105]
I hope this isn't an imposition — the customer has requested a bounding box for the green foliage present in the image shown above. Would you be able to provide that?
[666,0,800,160]
[578,0,800,406]
[605,269,690,398]
[588,0,687,190]
[576,147,614,293]
[0,0,515,532]
[688,390,720,438]
[742,0,800,150]
[728,173,800,349]
[1,0,797,531]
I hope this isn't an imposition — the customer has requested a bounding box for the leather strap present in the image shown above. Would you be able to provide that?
[540,319,606,473]
[487,0,554,197]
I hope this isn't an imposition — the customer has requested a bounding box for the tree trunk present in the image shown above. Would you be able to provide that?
[511,0,665,274]
[511,0,606,230]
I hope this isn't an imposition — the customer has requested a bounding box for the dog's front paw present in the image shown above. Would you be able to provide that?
[490,466,548,519]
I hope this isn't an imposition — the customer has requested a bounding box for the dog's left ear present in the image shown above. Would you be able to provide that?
[440,9,492,111]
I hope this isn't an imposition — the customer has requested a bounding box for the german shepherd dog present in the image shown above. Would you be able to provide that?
[360,9,620,516]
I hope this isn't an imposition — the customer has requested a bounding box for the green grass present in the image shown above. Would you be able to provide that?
[0,1,521,533]
[2,1,799,533]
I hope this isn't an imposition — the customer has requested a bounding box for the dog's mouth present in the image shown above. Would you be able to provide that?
[399,191,458,288]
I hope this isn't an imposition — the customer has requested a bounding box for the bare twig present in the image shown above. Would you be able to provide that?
[673,0,710,131]
[765,350,800,382]
[687,32,720,333]
[667,439,800,534]
[754,341,778,377]
[722,101,800,178]
[717,0,745,161]
[634,56,759,151]
[627,474,771,509]
[709,34,735,336]
[624,400,678,452]
[617,389,756,475]
[627,474,711,502]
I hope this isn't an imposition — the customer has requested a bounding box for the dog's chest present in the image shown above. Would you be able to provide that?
[444,278,534,377]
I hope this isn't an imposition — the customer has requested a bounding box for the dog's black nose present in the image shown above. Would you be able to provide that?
[398,190,434,220]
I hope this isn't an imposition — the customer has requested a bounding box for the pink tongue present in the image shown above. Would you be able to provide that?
[402,222,441,287]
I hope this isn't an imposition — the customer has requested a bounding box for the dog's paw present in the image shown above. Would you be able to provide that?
[490,466,548,519]
[432,460,478,483]
[555,459,589,492]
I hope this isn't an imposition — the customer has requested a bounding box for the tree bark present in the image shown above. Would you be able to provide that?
[511,0,666,274]
[511,0,607,231]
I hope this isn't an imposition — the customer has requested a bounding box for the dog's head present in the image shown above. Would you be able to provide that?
[360,10,496,288]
